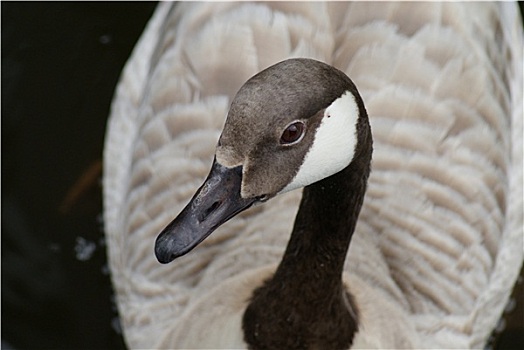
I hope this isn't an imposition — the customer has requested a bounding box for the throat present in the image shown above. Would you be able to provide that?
[242,159,370,349]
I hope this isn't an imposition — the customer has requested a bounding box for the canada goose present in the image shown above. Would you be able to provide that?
[155,57,377,349]
[103,2,523,349]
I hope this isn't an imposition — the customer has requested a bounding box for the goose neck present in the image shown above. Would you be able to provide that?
[276,157,369,287]
[242,139,371,349]
[242,96,372,349]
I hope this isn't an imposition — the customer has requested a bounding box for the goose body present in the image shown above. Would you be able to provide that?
[103,2,523,349]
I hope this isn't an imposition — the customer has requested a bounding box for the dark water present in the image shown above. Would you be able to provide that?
[2,2,157,349]
[1,2,522,349]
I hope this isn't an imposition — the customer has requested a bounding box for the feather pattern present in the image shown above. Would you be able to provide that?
[103,2,522,348]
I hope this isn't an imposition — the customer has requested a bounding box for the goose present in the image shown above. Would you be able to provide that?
[103,2,523,349]
[154,57,384,348]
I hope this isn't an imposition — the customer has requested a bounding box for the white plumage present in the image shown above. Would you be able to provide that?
[103,2,523,348]
[282,91,360,194]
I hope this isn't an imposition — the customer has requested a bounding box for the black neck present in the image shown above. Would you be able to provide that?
[277,158,369,287]
[243,115,372,349]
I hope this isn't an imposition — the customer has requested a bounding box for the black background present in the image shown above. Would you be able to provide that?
[1,2,522,349]
[2,2,157,349]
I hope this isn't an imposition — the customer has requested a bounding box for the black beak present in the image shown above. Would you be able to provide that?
[154,160,258,264]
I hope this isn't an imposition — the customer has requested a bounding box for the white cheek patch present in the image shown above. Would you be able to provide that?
[281,90,359,194]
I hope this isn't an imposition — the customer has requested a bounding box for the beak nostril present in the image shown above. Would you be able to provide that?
[199,201,221,222]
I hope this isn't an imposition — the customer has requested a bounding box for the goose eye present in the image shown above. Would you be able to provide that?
[280,122,305,145]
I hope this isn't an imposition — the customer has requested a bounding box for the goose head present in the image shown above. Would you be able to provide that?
[155,58,370,263]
